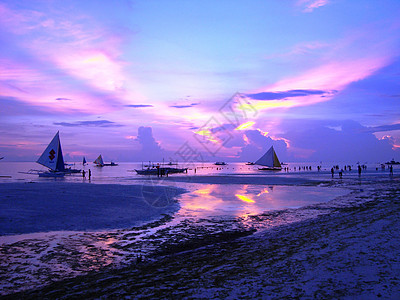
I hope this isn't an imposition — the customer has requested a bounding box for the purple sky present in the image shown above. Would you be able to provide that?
[1,0,399,163]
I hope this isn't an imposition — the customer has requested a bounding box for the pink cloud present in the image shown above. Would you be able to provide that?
[54,51,126,92]
[272,57,390,91]
[0,3,45,34]
[264,41,330,60]
[0,58,122,114]
[248,55,392,111]
[297,0,330,12]
[0,2,146,114]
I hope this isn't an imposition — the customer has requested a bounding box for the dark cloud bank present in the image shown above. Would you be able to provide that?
[236,120,398,163]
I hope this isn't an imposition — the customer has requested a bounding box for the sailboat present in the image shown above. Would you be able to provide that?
[36,131,66,177]
[82,156,87,165]
[255,146,282,171]
[94,155,104,167]
[94,154,118,166]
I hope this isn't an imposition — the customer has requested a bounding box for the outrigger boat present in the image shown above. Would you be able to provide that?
[385,159,400,165]
[94,155,118,167]
[255,146,282,171]
[134,162,187,175]
[35,131,71,177]
[21,132,81,177]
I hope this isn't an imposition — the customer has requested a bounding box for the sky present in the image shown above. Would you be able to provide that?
[1,0,400,164]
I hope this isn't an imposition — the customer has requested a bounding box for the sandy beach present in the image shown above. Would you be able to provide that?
[0,175,399,298]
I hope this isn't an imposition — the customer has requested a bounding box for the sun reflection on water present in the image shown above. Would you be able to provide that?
[178,184,348,220]
[235,194,255,203]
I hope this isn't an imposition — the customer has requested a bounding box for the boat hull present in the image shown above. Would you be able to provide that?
[258,167,282,171]
[38,171,65,177]
[64,168,81,174]
[135,167,187,175]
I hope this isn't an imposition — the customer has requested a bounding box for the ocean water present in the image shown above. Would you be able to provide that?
[1,160,396,222]
[0,160,396,184]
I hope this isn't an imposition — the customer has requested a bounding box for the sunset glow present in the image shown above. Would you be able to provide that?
[0,0,399,163]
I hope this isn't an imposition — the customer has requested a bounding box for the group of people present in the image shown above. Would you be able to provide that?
[82,169,91,180]
[330,163,394,178]
[331,165,363,178]
[282,166,314,172]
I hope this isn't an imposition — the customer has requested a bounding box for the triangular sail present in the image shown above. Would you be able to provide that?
[94,155,104,165]
[272,149,281,168]
[255,146,281,168]
[83,157,87,165]
[36,131,65,171]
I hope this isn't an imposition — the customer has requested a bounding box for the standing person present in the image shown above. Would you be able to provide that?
[390,165,393,176]
[331,167,334,178]
[88,169,91,180]
[82,170,86,178]
[358,165,362,177]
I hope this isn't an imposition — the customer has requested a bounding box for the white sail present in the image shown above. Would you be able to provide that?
[255,146,282,168]
[94,155,104,166]
[36,131,65,171]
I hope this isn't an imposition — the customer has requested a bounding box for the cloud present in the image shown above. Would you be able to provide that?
[298,0,330,13]
[247,56,393,112]
[364,123,400,133]
[279,119,398,162]
[55,97,72,101]
[0,95,56,116]
[170,103,200,108]
[246,89,333,100]
[0,2,142,114]
[264,41,330,60]
[235,129,288,162]
[125,104,154,108]
[53,120,122,127]
[133,126,165,161]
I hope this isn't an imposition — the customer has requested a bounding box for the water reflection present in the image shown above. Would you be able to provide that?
[235,194,255,203]
[178,184,348,219]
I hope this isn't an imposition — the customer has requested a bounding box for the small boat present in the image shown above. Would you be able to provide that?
[245,162,255,165]
[214,162,227,165]
[94,155,118,166]
[385,159,400,165]
[256,146,282,171]
[135,167,188,175]
[63,162,81,173]
[135,162,187,175]
[82,156,87,165]
[36,131,67,177]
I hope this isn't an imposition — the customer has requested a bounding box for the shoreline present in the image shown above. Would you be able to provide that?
[0,177,399,297]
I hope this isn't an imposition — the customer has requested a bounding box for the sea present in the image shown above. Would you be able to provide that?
[0,160,397,221]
